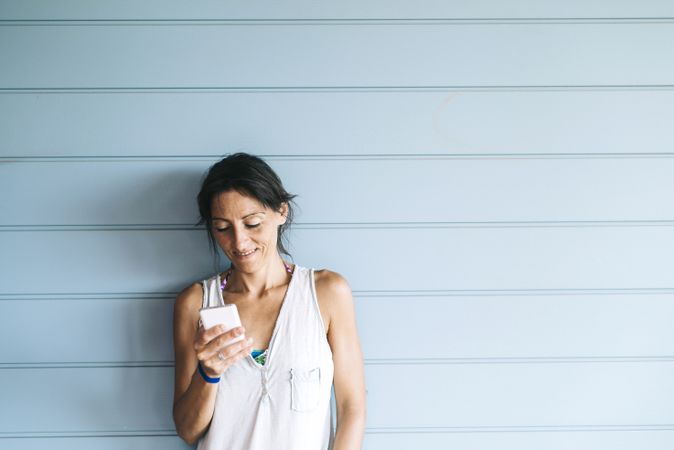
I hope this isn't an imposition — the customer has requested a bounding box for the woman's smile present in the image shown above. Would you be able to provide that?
[234,248,258,260]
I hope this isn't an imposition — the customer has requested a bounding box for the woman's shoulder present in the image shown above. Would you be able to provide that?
[173,278,206,319]
[312,268,352,295]
[311,268,356,337]
[312,268,354,325]
[177,272,220,299]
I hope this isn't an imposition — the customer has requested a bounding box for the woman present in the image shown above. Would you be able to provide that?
[172,153,366,450]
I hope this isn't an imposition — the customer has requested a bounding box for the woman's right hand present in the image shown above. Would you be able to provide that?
[193,324,254,378]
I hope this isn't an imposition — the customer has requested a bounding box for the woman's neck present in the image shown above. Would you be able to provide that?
[226,255,291,297]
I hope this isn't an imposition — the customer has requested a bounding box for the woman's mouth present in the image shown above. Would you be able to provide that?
[234,249,257,259]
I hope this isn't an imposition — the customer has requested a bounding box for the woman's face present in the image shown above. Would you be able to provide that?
[210,190,288,273]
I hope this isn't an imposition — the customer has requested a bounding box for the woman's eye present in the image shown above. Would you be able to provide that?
[215,223,259,232]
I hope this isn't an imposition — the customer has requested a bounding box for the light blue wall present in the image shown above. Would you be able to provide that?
[2,1,674,449]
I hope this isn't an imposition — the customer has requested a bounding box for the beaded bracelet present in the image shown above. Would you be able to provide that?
[197,362,221,383]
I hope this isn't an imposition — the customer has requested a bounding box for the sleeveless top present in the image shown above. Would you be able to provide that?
[196,264,335,450]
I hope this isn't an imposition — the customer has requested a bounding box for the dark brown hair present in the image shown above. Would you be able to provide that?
[196,153,297,269]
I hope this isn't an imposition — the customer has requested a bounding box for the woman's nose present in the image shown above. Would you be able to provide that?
[232,227,250,249]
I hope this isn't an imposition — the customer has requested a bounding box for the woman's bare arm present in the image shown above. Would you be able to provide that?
[316,270,367,450]
[172,283,253,445]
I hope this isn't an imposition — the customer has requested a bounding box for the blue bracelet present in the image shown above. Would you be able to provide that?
[197,362,221,383]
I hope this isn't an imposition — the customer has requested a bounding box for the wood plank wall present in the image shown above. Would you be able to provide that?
[1,1,674,449]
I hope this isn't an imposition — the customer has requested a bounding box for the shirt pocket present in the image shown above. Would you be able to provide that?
[290,367,321,412]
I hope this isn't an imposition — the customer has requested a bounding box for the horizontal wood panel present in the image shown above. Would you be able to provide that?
[3,156,674,225]
[1,227,674,294]
[2,90,674,157]
[2,294,673,364]
[363,430,674,450]
[1,363,672,432]
[0,299,175,363]
[2,0,674,20]
[0,436,191,450]
[2,24,674,88]
[369,362,674,427]
[2,431,674,450]
[358,293,674,360]
[0,367,174,433]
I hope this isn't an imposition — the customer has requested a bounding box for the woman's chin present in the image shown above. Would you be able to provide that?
[230,249,262,270]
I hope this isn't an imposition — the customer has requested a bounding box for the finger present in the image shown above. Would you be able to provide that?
[200,326,247,356]
[195,325,244,350]
[202,336,253,362]
[202,330,246,353]
[204,339,255,373]
[222,343,254,365]
[214,327,248,349]
[194,323,222,349]
[217,335,254,359]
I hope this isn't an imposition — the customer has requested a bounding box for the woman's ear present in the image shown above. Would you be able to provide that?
[278,202,289,225]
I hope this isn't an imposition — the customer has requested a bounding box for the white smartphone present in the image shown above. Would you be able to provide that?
[199,304,245,347]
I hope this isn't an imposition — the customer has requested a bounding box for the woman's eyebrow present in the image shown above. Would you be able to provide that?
[243,211,265,219]
[212,211,266,221]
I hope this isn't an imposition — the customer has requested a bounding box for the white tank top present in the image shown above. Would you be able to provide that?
[196,264,335,450]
